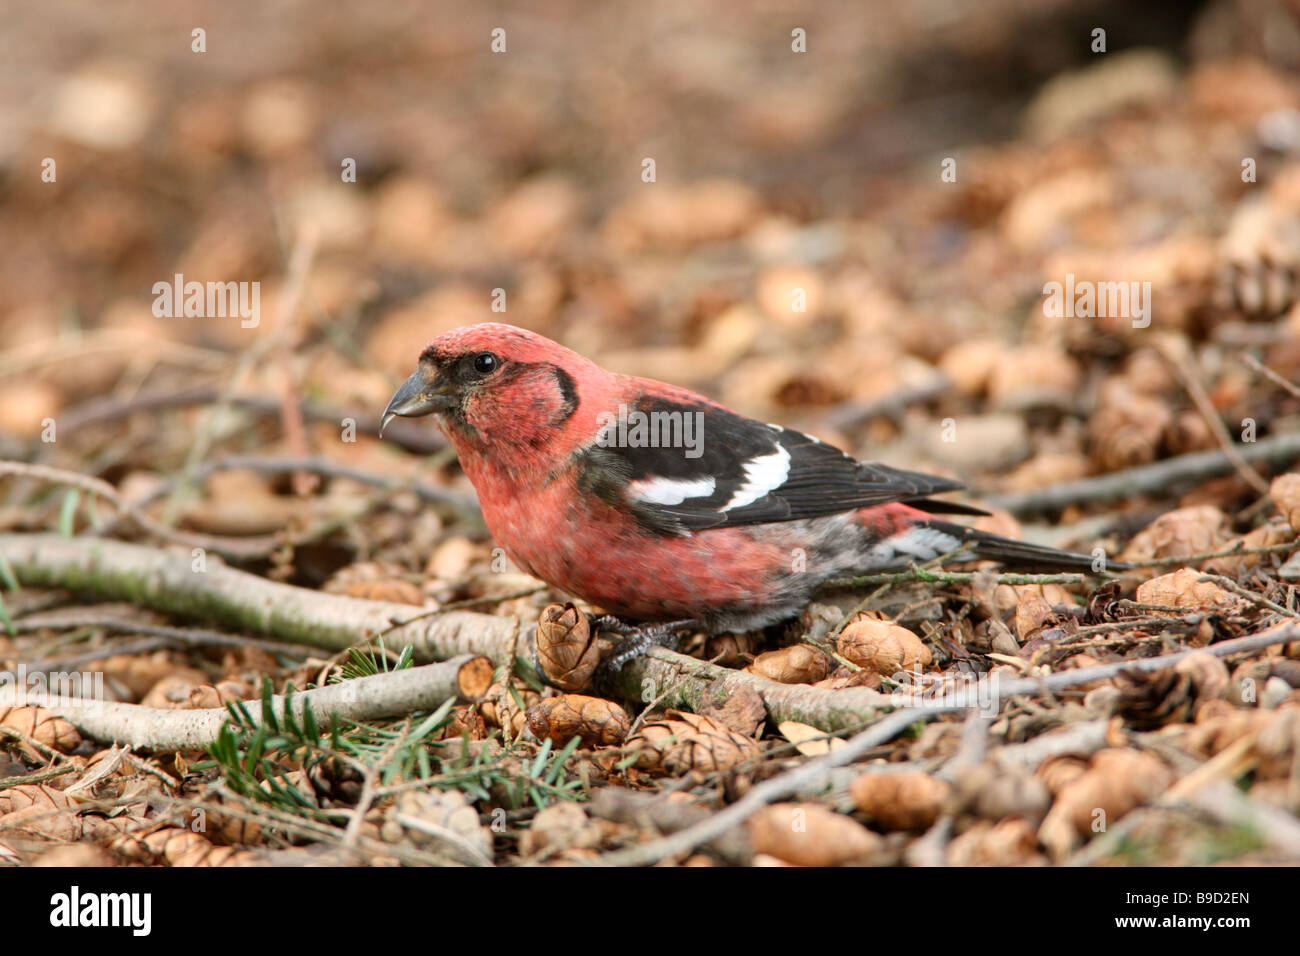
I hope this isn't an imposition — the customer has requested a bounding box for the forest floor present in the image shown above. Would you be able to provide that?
[2,2,1300,866]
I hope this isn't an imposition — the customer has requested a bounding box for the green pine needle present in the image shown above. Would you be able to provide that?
[57,489,80,537]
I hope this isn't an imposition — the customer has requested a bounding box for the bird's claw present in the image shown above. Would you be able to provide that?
[591,617,693,670]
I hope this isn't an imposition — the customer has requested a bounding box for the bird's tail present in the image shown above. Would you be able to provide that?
[860,512,1130,573]
[922,520,1132,573]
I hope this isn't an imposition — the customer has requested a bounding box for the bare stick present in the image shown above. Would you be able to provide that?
[822,374,951,430]
[0,533,519,662]
[1184,781,1300,857]
[51,387,446,455]
[0,654,492,750]
[127,454,477,515]
[0,460,275,559]
[599,646,889,733]
[0,330,226,380]
[1199,572,1298,619]
[11,612,328,673]
[981,432,1300,516]
[826,569,1092,589]
[168,226,318,523]
[1157,341,1269,494]
[586,788,753,865]
[271,229,322,497]
[1132,539,1296,568]
[0,762,74,791]
[991,719,1111,771]
[1241,353,1300,401]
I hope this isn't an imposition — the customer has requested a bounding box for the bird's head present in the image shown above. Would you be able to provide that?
[381,323,595,449]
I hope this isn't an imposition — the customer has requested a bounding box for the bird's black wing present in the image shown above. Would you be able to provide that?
[572,397,973,534]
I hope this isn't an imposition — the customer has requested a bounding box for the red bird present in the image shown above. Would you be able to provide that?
[382,324,1119,663]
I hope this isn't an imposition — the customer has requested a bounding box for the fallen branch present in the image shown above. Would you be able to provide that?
[1241,353,1300,402]
[586,788,753,865]
[270,228,322,498]
[52,387,447,455]
[0,533,519,662]
[0,461,276,560]
[0,330,226,380]
[0,654,492,750]
[990,718,1111,771]
[981,432,1300,516]
[600,647,889,733]
[169,227,317,520]
[1199,572,1298,619]
[825,568,1092,589]
[1157,340,1269,494]
[1072,728,1300,863]
[1133,539,1297,568]
[822,374,951,431]
[1183,780,1300,858]
[12,611,329,674]
[0,761,74,791]
[126,453,477,516]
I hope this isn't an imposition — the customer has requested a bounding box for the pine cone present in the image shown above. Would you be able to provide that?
[1087,393,1172,472]
[1116,668,1197,729]
[1085,580,1124,623]
[1116,652,1228,728]
[1212,257,1300,320]
[308,758,363,805]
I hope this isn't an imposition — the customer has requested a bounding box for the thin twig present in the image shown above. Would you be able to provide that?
[822,374,951,430]
[50,387,447,455]
[1241,353,1300,401]
[0,329,226,380]
[1184,781,1300,857]
[826,568,1093,589]
[167,226,318,524]
[391,812,495,866]
[983,432,1300,516]
[0,459,279,558]
[0,762,74,791]
[121,453,478,518]
[827,548,965,635]
[0,655,488,750]
[274,229,323,497]
[1198,572,1299,619]
[1131,539,1296,568]
[0,722,73,764]
[343,719,408,849]
[829,582,893,637]
[373,585,545,640]
[1157,340,1269,494]
[10,615,327,673]
[625,672,696,739]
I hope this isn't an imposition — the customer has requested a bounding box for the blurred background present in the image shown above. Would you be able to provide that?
[1,0,1299,563]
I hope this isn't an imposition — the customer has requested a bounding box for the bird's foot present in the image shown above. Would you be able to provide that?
[590,616,694,670]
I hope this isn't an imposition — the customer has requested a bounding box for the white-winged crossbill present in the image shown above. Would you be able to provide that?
[382,324,1120,638]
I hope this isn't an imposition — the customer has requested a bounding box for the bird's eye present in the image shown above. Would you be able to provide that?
[472,352,499,375]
